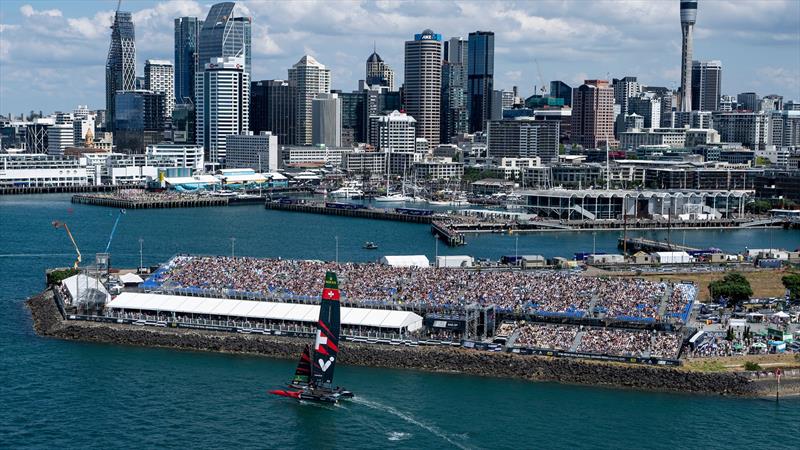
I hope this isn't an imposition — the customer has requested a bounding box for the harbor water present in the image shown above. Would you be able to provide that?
[1,194,798,449]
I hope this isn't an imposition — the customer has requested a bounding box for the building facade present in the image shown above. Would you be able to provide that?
[144,60,175,119]
[250,79,296,146]
[487,119,560,164]
[197,2,251,74]
[365,50,395,90]
[404,29,443,149]
[105,10,136,131]
[467,31,494,133]
[288,55,331,145]
[441,37,468,144]
[195,57,250,164]
[114,90,165,154]
[312,93,342,148]
[571,80,615,149]
[225,131,278,172]
[691,60,721,111]
[174,16,203,103]
[369,110,417,153]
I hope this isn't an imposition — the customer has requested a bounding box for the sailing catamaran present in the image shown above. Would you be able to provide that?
[269,271,354,403]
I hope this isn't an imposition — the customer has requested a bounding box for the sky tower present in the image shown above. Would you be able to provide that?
[679,0,698,112]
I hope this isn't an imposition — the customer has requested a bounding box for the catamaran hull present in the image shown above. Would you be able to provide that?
[270,388,353,404]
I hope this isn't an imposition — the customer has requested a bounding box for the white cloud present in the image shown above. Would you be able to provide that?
[20,4,62,18]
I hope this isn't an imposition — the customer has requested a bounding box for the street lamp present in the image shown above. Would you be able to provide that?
[335,236,339,263]
[138,237,144,271]
[230,237,236,258]
[592,231,597,255]
[515,235,519,265]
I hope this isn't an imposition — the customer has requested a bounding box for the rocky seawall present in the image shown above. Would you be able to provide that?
[26,290,786,397]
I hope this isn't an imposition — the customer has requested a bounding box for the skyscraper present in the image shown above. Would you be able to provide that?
[467,31,494,133]
[571,80,615,149]
[691,60,721,111]
[441,37,468,143]
[105,10,136,131]
[369,110,417,153]
[737,92,759,112]
[312,93,342,148]
[365,48,395,90]
[195,57,250,164]
[114,90,165,153]
[250,79,296,145]
[198,2,251,74]
[679,0,698,112]
[612,76,641,136]
[145,60,175,119]
[550,81,572,107]
[288,55,331,145]
[404,29,443,149]
[174,17,203,103]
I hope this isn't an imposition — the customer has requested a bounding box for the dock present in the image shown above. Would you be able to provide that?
[264,200,435,224]
[1,184,129,196]
[432,221,466,246]
[72,195,229,209]
[617,237,701,253]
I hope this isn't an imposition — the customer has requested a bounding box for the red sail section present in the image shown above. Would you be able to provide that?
[291,344,311,385]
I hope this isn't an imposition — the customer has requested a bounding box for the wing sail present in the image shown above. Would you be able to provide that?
[310,271,341,386]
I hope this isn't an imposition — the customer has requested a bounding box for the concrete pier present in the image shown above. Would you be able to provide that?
[264,201,435,224]
[72,195,229,209]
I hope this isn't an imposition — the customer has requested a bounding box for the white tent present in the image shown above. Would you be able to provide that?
[119,273,144,285]
[655,251,692,264]
[106,292,424,332]
[380,255,430,268]
[773,311,790,319]
[63,273,110,307]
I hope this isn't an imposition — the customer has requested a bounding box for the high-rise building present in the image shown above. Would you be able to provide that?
[337,90,368,146]
[250,79,296,145]
[405,29,443,149]
[550,81,572,107]
[48,113,74,156]
[72,105,95,145]
[486,119,560,164]
[571,80,615,149]
[369,110,417,153]
[225,131,278,172]
[760,95,783,112]
[691,60,721,111]
[171,102,196,144]
[145,60,175,119]
[711,111,772,150]
[105,10,136,131]
[198,2,251,74]
[365,48,395,90]
[312,93,342,148]
[114,90,165,153]
[441,37,468,144]
[174,17,203,103]
[679,0,698,112]
[628,93,662,129]
[195,57,250,164]
[737,92,759,112]
[288,55,331,145]
[612,76,641,136]
[467,31,494,133]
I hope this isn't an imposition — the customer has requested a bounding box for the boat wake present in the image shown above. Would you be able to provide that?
[350,397,469,449]
[387,431,411,441]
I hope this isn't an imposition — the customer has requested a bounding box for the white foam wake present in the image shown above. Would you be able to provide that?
[351,397,469,450]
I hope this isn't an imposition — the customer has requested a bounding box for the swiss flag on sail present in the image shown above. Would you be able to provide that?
[321,288,340,301]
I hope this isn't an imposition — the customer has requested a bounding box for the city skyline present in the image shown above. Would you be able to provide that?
[0,0,798,114]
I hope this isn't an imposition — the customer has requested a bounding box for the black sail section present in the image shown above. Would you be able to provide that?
[291,344,311,385]
[311,271,341,386]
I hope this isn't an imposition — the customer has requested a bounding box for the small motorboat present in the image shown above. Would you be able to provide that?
[362,241,378,250]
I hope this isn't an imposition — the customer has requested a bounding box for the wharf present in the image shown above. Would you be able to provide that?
[1,184,129,196]
[264,200,434,224]
[431,221,466,246]
[72,195,229,209]
[617,237,701,253]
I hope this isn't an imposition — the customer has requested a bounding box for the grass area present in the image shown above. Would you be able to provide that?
[683,353,800,372]
[622,269,796,301]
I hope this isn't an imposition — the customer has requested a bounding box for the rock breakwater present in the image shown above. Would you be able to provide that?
[27,290,761,396]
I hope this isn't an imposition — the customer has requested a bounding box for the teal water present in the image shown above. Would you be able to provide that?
[1,194,798,449]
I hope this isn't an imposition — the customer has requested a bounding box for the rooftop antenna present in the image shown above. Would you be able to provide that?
[116,0,122,13]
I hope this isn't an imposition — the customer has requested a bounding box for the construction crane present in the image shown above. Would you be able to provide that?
[535,59,547,95]
[105,209,126,253]
[52,221,81,269]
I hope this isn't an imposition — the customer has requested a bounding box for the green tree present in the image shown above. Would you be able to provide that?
[725,327,734,341]
[708,273,753,308]
[782,273,800,304]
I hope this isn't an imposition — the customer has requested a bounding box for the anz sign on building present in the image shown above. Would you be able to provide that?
[415,29,442,41]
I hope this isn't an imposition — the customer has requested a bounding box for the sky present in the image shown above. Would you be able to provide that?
[0,0,798,115]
